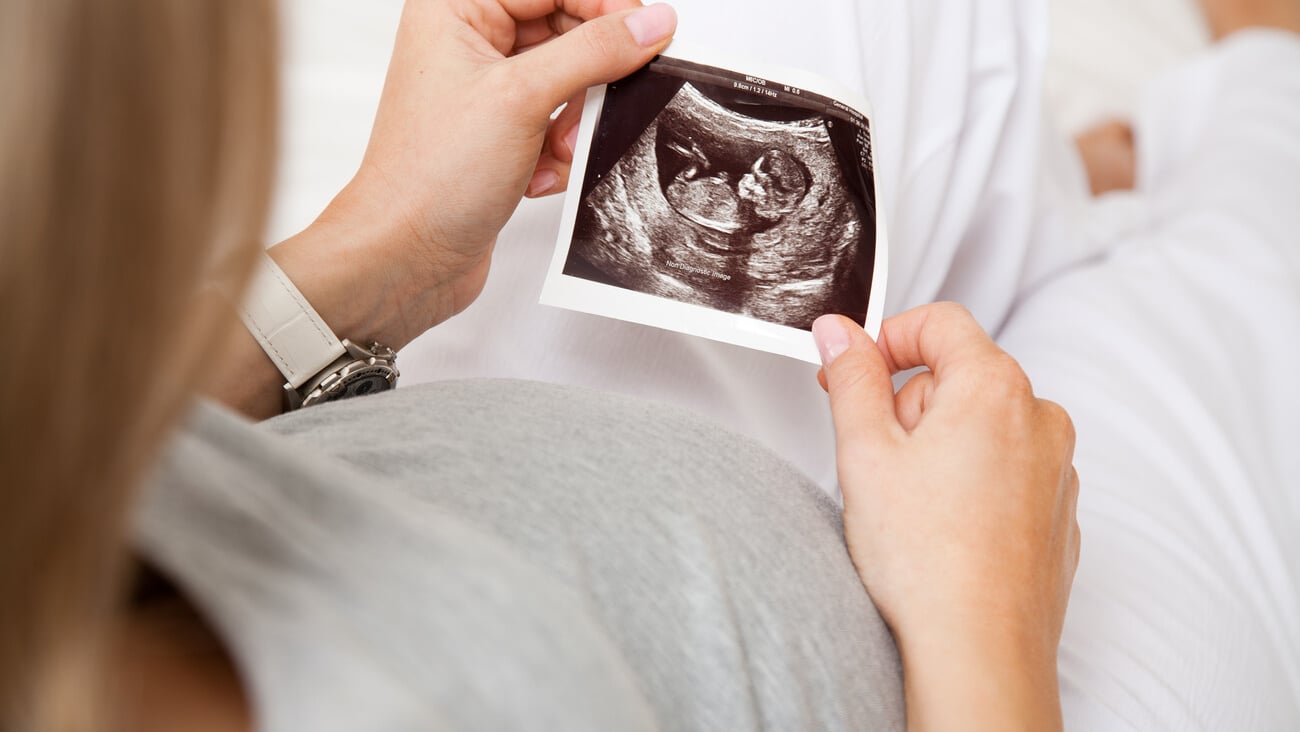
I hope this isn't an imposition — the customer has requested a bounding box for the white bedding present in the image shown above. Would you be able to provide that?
[269,2,1299,728]
[266,0,1209,237]
[1010,32,1300,726]
[1045,0,1208,133]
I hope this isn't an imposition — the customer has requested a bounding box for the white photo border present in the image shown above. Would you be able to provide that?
[541,42,889,365]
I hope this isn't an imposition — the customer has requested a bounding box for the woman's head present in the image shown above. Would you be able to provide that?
[0,0,277,727]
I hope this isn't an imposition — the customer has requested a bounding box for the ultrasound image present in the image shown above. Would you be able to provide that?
[565,59,877,331]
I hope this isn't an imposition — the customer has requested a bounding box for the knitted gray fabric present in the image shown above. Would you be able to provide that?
[137,379,903,731]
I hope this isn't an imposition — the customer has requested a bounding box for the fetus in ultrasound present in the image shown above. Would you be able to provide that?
[663,139,744,233]
[739,149,808,221]
[663,141,809,234]
[567,81,871,330]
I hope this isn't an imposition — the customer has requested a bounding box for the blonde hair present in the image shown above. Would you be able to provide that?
[0,0,278,727]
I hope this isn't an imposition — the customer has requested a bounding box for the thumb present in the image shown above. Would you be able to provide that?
[813,315,903,449]
[509,3,678,115]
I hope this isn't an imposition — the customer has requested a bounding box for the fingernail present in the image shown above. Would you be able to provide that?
[812,315,851,367]
[564,125,580,158]
[526,169,559,197]
[625,3,677,48]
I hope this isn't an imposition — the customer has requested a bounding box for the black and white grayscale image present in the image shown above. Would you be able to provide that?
[562,56,878,331]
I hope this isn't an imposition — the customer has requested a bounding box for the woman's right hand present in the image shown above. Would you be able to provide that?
[218,1,677,419]
[270,0,678,353]
[812,304,1081,732]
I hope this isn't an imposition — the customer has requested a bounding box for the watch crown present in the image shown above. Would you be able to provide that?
[367,342,396,361]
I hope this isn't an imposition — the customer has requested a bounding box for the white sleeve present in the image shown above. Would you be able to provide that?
[391,0,1067,494]
[998,31,1300,729]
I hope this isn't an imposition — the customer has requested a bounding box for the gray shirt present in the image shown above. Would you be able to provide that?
[137,379,902,731]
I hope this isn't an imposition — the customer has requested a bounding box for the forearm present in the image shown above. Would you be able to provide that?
[204,314,290,420]
[203,189,454,419]
[197,0,680,420]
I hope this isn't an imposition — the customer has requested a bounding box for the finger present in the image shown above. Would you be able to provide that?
[513,12,583,51]
[1066,466,1082,577]
[524,165,563,198]
[525,152,571,197]
[509,0,649,52]
[893,370,936,432]
[473,0,644,49]
[812,315,903,447]
[495,0,643,24]
[1072,518,1082,573]
[1062,464,1081,573]
[525,95,586,197]
[876,302,1003,380]
[547,93,586,164]
[504,3,677,116]
[1038,398,1078,467]
[1061,463,1080,515]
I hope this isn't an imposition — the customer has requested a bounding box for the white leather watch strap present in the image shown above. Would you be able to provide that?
[237,254,346,389]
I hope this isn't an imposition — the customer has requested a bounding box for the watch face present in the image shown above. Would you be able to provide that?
[317,364,396,403]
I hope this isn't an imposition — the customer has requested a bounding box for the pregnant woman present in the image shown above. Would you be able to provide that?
[3,0,1297,730]
[2,1,1075,729]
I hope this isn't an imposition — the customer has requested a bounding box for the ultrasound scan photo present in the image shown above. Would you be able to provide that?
[563,56,878,332]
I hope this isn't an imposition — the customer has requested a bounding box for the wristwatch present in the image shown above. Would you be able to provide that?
[237,253,399,412]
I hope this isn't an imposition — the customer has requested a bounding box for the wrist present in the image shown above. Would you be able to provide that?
[208,231,417,421]
[267,202,453,352]
[896,614,1062,731]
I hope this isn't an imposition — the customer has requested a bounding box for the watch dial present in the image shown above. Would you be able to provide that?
[329,367,394,401]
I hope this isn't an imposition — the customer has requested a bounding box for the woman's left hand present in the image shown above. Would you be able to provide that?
[814,305,1080,731]
[271,0,677,350]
